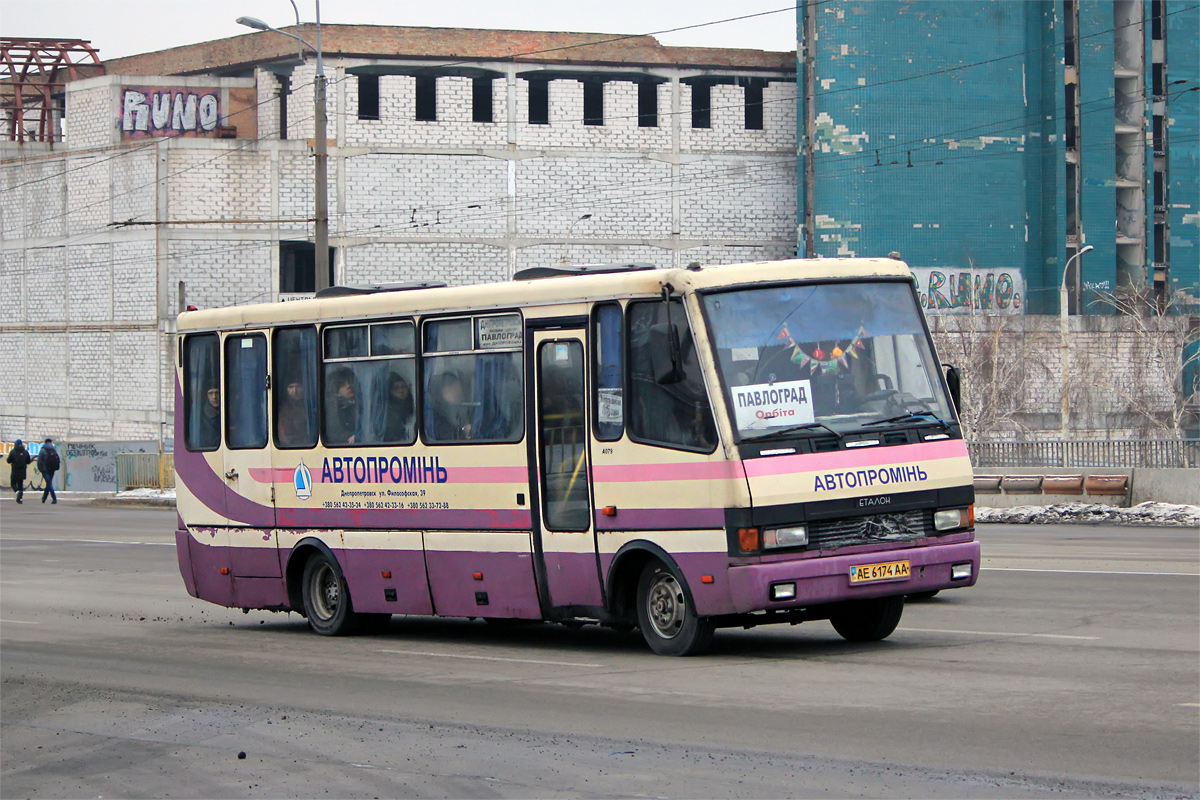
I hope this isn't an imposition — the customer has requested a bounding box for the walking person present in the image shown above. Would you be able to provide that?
[6,439,32,504]
[36,438,60,504]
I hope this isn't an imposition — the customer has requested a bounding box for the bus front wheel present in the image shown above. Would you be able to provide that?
[636,561,714,656]
[830,596,904,642]
[301,553,360,636]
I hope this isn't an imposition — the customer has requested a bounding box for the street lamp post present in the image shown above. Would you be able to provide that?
[237,1,329,293]
[1059,244,1094,440]
[559,214,593,264]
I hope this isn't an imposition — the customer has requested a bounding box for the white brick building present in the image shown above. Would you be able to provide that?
[0,26,797,442]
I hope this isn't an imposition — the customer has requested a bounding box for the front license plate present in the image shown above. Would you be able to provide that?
[849,560,911,584]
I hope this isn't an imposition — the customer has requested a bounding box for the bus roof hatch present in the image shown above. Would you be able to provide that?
[314,282,448,298]
[513,263,658,281]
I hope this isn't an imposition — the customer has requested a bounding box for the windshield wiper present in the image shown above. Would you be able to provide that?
[860,412,953,432]
[746,421,843,441]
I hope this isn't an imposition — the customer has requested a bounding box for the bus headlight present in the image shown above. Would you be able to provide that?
[934,507,973,531]
[763,525,808,549]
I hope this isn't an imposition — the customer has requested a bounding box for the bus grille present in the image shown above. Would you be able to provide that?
[807,509,932,551]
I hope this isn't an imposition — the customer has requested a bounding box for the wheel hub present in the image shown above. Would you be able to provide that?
[310,563,339,620]
[646,573,686,639]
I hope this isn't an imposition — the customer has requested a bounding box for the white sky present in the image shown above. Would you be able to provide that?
[0,0,799,60]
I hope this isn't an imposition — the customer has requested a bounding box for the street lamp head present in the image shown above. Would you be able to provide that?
[1079,245,1095,255]
[236,16,272,31]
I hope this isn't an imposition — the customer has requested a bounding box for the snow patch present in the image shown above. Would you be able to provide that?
[978,502,1199,527]
[116,487,177,499]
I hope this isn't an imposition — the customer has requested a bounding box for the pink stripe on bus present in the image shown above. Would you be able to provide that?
[741,439,969,478]
[592,460,746,483]
[248,464,528,484]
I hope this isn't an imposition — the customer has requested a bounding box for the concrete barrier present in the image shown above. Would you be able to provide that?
[974,468,1131,508]
[973,467,1197,507]
[1129,469,1200,506]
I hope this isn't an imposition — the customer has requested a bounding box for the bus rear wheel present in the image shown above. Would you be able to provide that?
[830,596,904,642]
[301,552,361,636]
[636,561,714,656]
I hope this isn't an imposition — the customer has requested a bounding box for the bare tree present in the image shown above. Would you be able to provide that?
[1088,289,1199,439]
[930,315,1055,441]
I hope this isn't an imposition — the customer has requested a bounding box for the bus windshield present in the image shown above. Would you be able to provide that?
[701,280,954,442]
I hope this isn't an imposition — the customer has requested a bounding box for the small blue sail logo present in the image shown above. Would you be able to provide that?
[294,461,313,500]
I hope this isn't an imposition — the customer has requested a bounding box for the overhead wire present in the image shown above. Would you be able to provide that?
[4,6,1196,272]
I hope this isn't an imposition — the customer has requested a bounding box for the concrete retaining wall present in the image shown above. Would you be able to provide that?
[1129,469,1199,506]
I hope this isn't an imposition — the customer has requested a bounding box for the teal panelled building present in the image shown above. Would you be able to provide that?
[796,0,1199,315]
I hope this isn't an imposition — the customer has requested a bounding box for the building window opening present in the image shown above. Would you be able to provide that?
[415,75,437,121]
[1064,82,1078,149]
[691,82,711,129]
[583,80,604,126]
[528,79,549,125]
[743,79,764,130]
[280,241,335,293]
[473,76,494,123]
[357,74,380,120]
[277,73,290,139]
[638,82,658,128]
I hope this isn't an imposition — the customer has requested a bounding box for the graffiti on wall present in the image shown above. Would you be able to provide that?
[120,87,221,139]
[2,440,164,491]
[911,267,1024,314]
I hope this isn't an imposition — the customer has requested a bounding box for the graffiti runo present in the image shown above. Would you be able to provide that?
[912,268,1024,314]
[121,87,220,138]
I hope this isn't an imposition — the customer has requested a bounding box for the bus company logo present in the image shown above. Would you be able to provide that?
[293,461,313,500]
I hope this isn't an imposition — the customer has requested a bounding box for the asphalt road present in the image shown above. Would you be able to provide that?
[1,500,1197,799]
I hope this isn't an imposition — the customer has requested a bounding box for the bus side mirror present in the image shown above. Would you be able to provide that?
[651,323,685,384]
[943,364,961,416]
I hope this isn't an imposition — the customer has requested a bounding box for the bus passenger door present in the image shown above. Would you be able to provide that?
[220,331,279,577]
[529,328,603,611]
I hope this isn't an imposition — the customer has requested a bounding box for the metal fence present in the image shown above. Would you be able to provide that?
[115,453,175,491]
[968,439,1199,469]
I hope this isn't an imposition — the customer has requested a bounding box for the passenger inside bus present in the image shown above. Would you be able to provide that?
[384,373,414,442]
[431,371,472,440]
[198,386,221,448]
[277,380,308,446]
[325,368,359,444]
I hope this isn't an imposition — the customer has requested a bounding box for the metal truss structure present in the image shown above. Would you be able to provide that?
[1,38,103,143]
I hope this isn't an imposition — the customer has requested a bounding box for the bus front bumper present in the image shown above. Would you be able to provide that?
[727,540,980,613]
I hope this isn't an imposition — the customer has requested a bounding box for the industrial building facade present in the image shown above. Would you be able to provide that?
[0,27,796,443]
[1,5,1196,448]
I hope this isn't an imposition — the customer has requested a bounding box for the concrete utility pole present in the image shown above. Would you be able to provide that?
[237,1,329,292]
[312,2,329,292]
[801,0,817,258]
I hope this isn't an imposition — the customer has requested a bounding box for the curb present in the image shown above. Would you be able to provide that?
[90,496,177,508]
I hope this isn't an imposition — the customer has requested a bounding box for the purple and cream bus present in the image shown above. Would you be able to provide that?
[174,258,979,655]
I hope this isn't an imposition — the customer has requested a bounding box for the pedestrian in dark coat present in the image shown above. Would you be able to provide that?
[36,438,59,504]
[6,439,31,504]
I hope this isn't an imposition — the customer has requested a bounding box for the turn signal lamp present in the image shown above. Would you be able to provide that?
[737,527,760,552]
[763,525,808,549]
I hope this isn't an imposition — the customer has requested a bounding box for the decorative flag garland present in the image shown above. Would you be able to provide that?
[777,324,868,374]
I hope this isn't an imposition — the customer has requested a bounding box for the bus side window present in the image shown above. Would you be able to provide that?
[593,302,624,441]
[225,334,269,449]
[322,321,418,447]
[184,334,221,452]
[628,300,717,452]
[422,313,524,444]
[274,326,320,449]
